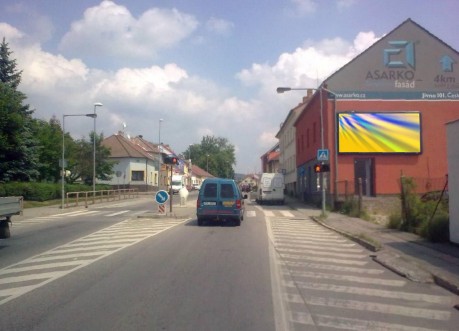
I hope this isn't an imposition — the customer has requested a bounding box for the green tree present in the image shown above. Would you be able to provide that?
[32,116,63,182]
[184,136,236,178]
[0,37,22,89]
[65,132,114,185]
[0,38,39,182]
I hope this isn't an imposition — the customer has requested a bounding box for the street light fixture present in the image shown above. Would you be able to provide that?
[93,102,103,204]
[276,85,334,216]
[62,113,96,209]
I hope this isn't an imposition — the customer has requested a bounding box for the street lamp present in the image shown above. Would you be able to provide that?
[62,113,96,209]
[93,102,103,203]
[158,119,163,188]
[276,86,332,215]
[189,144,192,187]
[206,154,209,173]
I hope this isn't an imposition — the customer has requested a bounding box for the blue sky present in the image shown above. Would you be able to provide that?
[1,0,458,173]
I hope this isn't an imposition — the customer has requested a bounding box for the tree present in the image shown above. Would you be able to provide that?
[65,132,115,185]
[0,38,39,182]
[184,136,236,178]
[32,116,63,182]
[0,38,22,89]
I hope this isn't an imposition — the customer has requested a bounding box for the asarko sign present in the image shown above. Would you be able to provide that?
[325,19,459,100]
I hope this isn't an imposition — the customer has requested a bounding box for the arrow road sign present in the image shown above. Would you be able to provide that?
[155,190,170,204]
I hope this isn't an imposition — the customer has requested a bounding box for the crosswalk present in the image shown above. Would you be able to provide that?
[12,209,149,227]
[0,217,188,306]
[265,216,457,331]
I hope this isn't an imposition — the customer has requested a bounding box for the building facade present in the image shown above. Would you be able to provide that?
[276,91,313,196]
[294,19,459,203]
[447,119,459,244]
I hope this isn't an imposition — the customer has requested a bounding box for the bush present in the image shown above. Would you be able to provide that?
[340,197,368,219]
[1,182,116,202]
[419,214,450,242]
[388,213,402,229]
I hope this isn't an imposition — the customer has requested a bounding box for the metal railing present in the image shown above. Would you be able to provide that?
[64,188,138,208]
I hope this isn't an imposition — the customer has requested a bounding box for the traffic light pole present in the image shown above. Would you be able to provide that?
[169,165,173,213]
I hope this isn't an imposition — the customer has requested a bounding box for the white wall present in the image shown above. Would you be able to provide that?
[447,119,459,244]
[98,157,158,188]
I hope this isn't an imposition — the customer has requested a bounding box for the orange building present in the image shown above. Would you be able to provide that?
[294,19,459,203]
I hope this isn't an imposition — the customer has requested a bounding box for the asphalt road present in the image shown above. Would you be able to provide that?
[1,194,458,331]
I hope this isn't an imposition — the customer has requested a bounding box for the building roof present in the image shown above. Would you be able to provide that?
[191,164,214,178]
[102,134,154,160]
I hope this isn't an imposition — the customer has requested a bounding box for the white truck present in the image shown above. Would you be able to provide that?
[171,175,186,195]
[0,196,23,238]
[256,173,285,205]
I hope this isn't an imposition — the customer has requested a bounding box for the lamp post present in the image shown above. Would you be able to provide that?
[277,86,335,216]
[62,113,96,209]
[206,154,209,173]
[93,102,103,204]
[158,119,163,188]
[189,144,192,187]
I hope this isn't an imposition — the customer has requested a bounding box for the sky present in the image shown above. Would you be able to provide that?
[1,0,458,174]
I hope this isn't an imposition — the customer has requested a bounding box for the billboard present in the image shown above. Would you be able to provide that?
[338,112,422,154]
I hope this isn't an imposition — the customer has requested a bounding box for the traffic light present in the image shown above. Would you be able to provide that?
[314,163,330,173]
[314,164,322,173]
[163,156,178,165]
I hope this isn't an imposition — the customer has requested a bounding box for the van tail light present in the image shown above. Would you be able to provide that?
[236,199,241,209]
[197,198,200,208]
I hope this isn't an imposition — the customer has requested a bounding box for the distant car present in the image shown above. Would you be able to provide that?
[192,184,201,190]
[196,178,247,226]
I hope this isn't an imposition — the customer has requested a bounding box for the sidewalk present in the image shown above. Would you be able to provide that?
[284,195,459,297]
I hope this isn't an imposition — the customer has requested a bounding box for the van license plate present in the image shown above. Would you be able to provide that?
[203,202,216,205]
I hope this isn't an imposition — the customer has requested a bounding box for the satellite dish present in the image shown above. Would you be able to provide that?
[122,122,127,129]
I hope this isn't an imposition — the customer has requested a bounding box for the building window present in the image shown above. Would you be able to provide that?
[132,170,144,181]
[313,122,317,143]
[307,128,310,148]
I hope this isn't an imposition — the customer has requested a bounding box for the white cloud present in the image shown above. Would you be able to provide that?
[1,16,380,173]
[289,0,318,16]
[59,0,198,61]
[205,17,234,36]
[0,22,24,41]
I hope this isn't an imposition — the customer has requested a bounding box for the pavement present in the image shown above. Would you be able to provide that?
[7,196,459,299]
[284,195,459,299]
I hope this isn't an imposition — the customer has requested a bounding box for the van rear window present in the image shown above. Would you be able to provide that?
[221,184,234,198]
[203,183,217,198]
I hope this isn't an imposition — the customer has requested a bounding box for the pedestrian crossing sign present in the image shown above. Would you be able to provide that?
[317,149,329,161]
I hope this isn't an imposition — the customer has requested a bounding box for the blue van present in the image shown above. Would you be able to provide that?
[196,178,247,226]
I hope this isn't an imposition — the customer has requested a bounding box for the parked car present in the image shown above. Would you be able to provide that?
[196,178,247,226]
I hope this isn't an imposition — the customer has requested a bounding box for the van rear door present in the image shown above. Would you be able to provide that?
[201,182,219,214]
[219,182,237,215]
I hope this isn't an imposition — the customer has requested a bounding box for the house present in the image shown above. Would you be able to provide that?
[293,18,459,204]
[100,133,158,191]
[276,90,314,197]
[189,164,214,188]
[260,144,280,173]
[239,174,259,192]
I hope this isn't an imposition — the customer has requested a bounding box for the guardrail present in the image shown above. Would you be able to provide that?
[64,189,138,208]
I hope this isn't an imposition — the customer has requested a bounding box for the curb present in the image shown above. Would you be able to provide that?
[311,216,381,252]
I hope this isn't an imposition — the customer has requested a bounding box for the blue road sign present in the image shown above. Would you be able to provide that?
[317,149,329,161]
[155,190,169,204]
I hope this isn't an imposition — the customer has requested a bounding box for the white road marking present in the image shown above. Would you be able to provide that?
[0,217,188,306]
